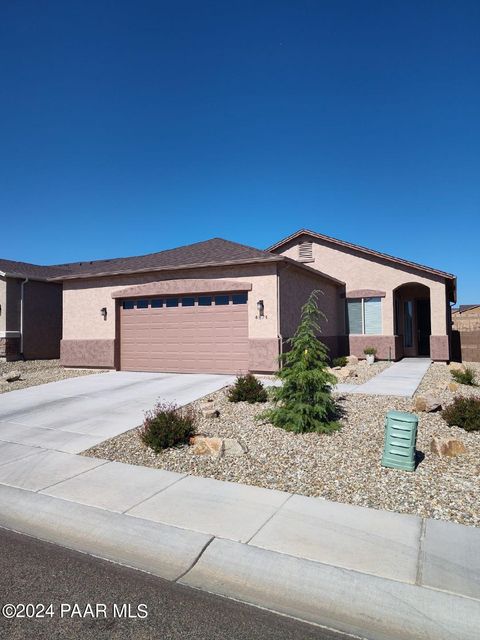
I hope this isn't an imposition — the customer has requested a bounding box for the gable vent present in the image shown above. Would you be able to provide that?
[298,241,313,262]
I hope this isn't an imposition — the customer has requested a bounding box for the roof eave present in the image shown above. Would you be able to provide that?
[46,255,283,282]
[0,270,48,282]
[281,256,345,286]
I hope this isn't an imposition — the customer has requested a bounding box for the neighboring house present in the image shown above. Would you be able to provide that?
[0,260,65,360]
[451,305,480,362]
[452,305,480,332]
[0,230,457,371]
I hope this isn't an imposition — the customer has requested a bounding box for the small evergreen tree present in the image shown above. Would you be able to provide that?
[263,290,340,434]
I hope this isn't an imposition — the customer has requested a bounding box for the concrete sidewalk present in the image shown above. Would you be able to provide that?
[336,358,431,397]
[0,448,478,640]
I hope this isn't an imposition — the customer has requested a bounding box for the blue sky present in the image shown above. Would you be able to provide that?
[1,1,478,303]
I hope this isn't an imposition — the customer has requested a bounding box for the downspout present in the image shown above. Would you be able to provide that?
[276,266,283,368]
[20,277,29,358]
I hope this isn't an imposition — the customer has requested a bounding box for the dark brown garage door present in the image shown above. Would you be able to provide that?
[120,293,249,374]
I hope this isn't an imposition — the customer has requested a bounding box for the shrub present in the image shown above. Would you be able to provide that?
[451,367,478,386]
[262,290,340,434]
[332,356,348,368]
[442,396,480,432]
[227,374,268,404]
[363,347,377,356]
[140,402,196,452]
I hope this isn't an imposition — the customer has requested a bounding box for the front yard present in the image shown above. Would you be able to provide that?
[85,361,480,527]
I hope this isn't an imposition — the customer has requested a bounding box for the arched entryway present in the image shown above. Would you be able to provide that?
[393,283,431,357]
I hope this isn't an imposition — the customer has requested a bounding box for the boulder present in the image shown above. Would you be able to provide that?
[346,355,359,366]
[430,437,467,458]
[4,371,21,383]
[414,392,442,413]
[335,367,356,381]
[190,436,223,457]
[201,407,220,418]
[223,438,247,457]
[448,382,459,392]
[448,362,465,373]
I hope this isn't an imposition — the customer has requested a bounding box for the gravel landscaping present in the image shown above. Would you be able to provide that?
[332,360,391,384]
[84,361,480,527]
[0,359,101,393]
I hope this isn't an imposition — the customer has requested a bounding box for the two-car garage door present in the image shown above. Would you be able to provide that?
[120,292,249,374]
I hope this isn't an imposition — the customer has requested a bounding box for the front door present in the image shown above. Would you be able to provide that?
[417,299,431,356]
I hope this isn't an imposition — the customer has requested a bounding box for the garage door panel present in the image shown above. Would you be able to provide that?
[120,297,249,374]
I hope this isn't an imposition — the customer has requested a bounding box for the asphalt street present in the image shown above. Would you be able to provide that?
[0,527,353,640]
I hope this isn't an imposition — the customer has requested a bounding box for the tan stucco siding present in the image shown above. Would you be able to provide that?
[279,240,449,336]
[63,263,279,341]
[278,263,342,339]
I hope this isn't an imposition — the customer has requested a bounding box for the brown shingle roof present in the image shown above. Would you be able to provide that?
[1,238,279,281]
[0,258,73,280]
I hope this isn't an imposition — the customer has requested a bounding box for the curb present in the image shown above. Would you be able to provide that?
[1,484,479,640]
[180,537,480,640]
[0,484,211,581]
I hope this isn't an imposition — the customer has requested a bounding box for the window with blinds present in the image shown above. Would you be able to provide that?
[346,297,382,334]
[298,241,313,261]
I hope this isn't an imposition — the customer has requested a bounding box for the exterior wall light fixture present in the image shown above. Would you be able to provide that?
[100,307,107,320]
[256,299,265,319]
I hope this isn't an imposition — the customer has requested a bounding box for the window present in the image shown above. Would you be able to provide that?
[151,299,163,308]
[346,297,382,335]
[166,297,179,307]
[122,300,134,310]
[232,293,248,305]
[181,297,195,307]
[198,296,212,306]
[215,295,229,305]
[136,299,149,309]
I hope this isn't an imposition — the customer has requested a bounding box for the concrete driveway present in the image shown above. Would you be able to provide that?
[0,372,233,454]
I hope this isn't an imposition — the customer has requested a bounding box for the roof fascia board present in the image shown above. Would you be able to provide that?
[47,255,283,282]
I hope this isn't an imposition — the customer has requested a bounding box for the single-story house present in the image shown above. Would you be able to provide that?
[0,230,456,371]
[452,305,480,332]
[451,305,480,363]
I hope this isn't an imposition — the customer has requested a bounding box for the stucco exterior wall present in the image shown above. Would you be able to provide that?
[278,238,449,337]
[278,261,342,338]
[22,280,62,359]
[63,263,279,342]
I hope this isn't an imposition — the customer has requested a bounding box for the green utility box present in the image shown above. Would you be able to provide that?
[381,410,418,472]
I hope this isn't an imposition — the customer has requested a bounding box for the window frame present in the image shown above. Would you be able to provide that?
[346,297,382,335]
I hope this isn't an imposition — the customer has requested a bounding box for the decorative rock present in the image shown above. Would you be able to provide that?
[430,437,467,458]
[414,392,442,413]
[448,382,459,392]
[223,438,247,457]
[448,362,465,373]
[201,407,220,418]
[346,355,359,365]
[335,367,355,380]
[190,436,223,457]
[4,371,21,383]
